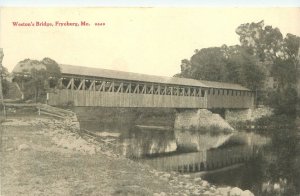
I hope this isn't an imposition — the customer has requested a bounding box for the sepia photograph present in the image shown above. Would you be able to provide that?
[0,6,300,196]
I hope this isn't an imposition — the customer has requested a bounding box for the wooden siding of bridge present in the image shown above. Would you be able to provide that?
[48,89,254,108]
[47,75,254,109]
[48,89,207,108]
[207,93,254,109]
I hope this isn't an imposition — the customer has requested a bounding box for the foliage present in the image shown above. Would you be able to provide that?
[189,47,227,81]
[225,47,265,90]
[235,20,284,61]
[269,58,298,115]
[13,58,61,102]
[178,45,265,91]
[271,58,297,88]
[254,114,295,128]
[266,87,297,116]
[283,33,300,62]
[0,65,9,96]
[2,79,9,96]
[178,20,300,115]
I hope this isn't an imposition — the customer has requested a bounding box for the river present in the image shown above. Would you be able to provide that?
[79,116,300,196]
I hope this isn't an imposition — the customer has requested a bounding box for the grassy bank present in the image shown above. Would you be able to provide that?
[1,116,180,195]
[1,115,256,196]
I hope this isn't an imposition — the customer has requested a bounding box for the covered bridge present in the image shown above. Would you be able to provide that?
[46,64,254,109]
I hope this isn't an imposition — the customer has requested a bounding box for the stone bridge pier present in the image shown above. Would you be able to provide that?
[174,109,234,132]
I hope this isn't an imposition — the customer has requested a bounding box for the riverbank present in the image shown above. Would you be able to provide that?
[1,114,254,196]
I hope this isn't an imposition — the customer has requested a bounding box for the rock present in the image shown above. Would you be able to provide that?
[184,183,192,189]
[192,189,201,195]
[18,144,30,151]
[154,171,163,176]
[159,176,169,181]
[168,180,175,185]
[194,177,202,182]
[202,181,209,187]
[203,190,211,195]
[154,192,166,196]
[161,173,171,179]
[174,109,234,132]
[241,190,254,196]
[183,174,190,178]
[210,186,216,192]
[230,187,243,196]
[6,148,14,152]
[217,187,231,195]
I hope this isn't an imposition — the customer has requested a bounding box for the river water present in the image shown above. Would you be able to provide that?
[79,119,300,196]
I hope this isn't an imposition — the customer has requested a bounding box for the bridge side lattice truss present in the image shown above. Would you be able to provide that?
[59,76,207,97]
[48,75,254,108]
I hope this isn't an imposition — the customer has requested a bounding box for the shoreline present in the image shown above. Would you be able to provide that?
[1,112,255,196]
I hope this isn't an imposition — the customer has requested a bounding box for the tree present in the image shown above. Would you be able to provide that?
[235,20,284,62]
[283,34,300,61]
[176,20,298,114]
[177,44,265,91]
[225,46,265,90]
[180,59,192,78]
[0,65,9,96]
[0,48,9,117]
[266,58,298,115]
[12,58,61,102]
[234,21,299,112]
[188,47,227,82]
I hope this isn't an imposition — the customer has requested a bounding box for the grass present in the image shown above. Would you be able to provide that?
[0,116,196,196]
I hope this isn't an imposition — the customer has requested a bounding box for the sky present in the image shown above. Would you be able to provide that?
[0,0,299,7]
[0,8,300,76]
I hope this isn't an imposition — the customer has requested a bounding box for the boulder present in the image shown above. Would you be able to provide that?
[202,181,209,187]
[217,187,231,195]
[194,177,202,182]
[18,144,30,151]
[230,187,243,196]
[241,190,254,196]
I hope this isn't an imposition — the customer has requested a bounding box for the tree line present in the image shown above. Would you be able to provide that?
[1,57,61,102]
[176,21,299,116]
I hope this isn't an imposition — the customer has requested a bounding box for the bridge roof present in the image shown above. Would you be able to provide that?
[60,64,209,88]
[60,64,250,91]
[199,80,250,91]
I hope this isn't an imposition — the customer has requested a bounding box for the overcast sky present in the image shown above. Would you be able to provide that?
[0,8,299,76]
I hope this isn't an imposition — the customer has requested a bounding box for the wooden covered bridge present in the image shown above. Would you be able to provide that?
[47,64,254,109]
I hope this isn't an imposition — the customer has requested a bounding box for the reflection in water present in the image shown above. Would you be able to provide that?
[142,145,257,172]
[117,127,267,173]
[224,132,271,147]
[204,128,300,196]
[79,118,300,195]
[175,129,234,151]
[119,126,177,158]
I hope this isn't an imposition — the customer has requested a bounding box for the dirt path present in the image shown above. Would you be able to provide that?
[0,116,253,196]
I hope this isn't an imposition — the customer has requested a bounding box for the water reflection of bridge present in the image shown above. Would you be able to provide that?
[142,146,258,172]
[117,127,267,172]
